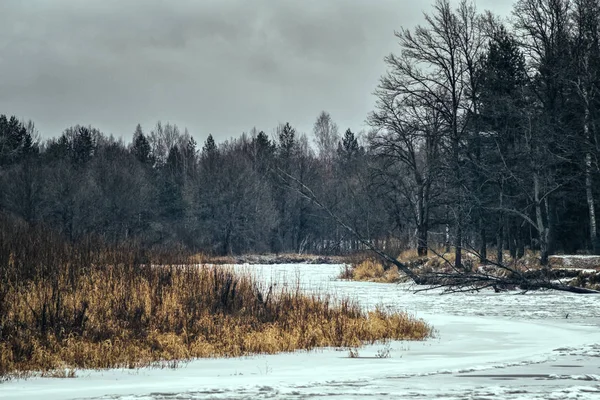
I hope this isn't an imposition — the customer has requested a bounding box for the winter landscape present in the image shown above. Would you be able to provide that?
[3,0,600,399]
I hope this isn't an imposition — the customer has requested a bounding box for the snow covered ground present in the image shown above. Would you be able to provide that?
[2,263,600,400]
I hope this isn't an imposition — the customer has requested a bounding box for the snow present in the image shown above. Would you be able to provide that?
[550,255,600,259]
[2,263,600,400]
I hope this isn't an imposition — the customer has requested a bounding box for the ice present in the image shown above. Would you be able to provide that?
[2,263,599,400]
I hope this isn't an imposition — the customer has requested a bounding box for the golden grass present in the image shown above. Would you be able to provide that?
[342,245,600,291]
[0,216,431,378]
[350,260,400,283]
[343,247,535,283]
[397,248,424,262]
[1,264,430,377]
[0,214,431,379]
[484,249,540,267]
[188,252,236,265]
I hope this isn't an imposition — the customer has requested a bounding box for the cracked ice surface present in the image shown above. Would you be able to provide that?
[2,263,599,400]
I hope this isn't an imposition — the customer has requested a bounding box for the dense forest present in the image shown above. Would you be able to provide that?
[2,0,600,266]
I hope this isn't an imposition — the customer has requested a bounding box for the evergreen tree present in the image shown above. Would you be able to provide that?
[71,126,95,166]
[0,115,32,165]
[201,134,218,172]
[251,130,275,173]
[277,123,296,162]
[337,128,360,166]
[132,124,152,164]
[475,25,530,261]
[202,134,216,154]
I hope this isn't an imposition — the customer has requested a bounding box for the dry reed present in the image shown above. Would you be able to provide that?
[351,260,400,283]
[0,215,431,378]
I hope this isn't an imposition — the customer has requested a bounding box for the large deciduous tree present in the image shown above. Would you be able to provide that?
[374,0,484,266]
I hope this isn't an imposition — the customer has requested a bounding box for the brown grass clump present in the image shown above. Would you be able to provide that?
[397,247,449,263]
[343,247,518,283]
[188,252,237,265]
[349,260,400,283]
[486,249,541,269]
[342,245,600,290]
[0,216,431,378]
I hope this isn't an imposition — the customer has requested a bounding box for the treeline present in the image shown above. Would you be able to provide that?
[2,0,600,264]
[0,114,386,255]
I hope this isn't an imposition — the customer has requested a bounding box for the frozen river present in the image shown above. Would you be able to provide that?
[2,263,600,399]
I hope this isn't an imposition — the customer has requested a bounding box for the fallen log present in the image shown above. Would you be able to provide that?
[278,168,600,295]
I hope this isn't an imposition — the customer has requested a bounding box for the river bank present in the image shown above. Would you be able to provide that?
[2,263,599,399]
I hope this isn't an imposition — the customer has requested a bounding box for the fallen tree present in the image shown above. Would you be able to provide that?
[279,168,600,295]
[412,247,600,294]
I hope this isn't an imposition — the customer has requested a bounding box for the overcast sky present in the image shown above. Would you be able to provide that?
[0,0,513,143]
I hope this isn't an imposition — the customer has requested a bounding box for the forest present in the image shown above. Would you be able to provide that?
[2,0,600,268]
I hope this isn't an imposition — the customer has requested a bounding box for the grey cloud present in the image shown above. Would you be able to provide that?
[0,0,512,142]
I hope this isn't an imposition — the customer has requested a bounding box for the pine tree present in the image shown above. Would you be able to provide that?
[132,124,152,165]
[71,126,95,165]
[337,129,359,163]
[277,123,296,162]
[0,115,31,165]
[183,137,197,176]
[251,130,274,173]
[202,134,216,154]
[201,134,218,172]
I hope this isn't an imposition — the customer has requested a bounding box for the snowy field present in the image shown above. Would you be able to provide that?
[2,263,600,400]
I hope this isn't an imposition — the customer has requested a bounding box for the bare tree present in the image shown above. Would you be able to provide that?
[377,0,485,267]
[513,0,573,264]
[313,111,340,171]
[571,0,600,253]
[369,95,443,256]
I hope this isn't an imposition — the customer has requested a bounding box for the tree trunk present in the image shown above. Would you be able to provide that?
[455,223,462,269]
[534,172,549,266]
[586,151,598,254]
[416,183,428,257]
[452,137,462,269]
[417,223,428,257]
[509,218,517,260]
[496,228,503,264]
[497,190,503,263]
[479,219,487,262]
[581,83,599,254]
[516,226,525,259]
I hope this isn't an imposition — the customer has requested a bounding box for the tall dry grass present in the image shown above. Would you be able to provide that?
[349,260,400,283]
[342,247,552,284]
[0,215,431,378]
